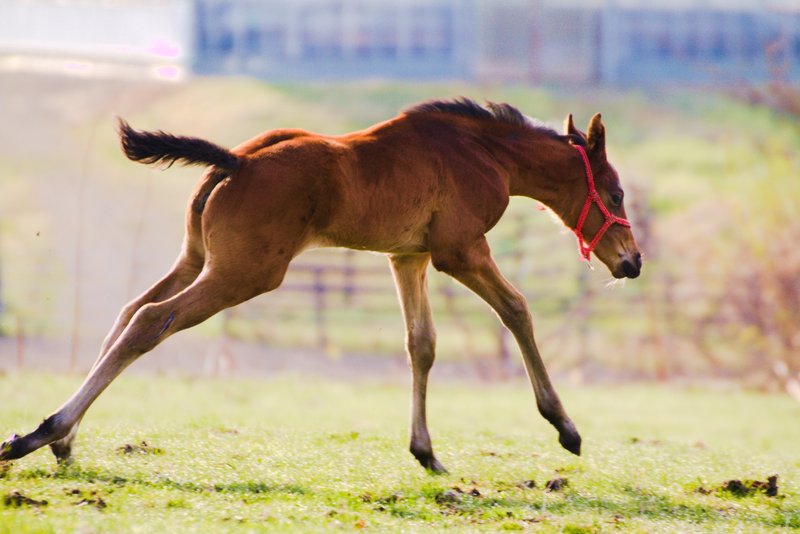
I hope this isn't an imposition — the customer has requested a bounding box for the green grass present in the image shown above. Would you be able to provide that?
[1,373,798,532]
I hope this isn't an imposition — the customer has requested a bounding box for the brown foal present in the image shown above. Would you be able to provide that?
[1,98,641,473]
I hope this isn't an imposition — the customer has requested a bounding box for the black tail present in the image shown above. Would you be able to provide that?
[117,119,240,171]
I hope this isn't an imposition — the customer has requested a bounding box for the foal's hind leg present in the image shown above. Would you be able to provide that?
[48,253,203,463]
[99,252,204,358]
[389,254,446,474]
[2,266,275,462]
[435,237,581,455]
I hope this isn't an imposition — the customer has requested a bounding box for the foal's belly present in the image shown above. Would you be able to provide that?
[313,199,433,255]
[314,222,431,254]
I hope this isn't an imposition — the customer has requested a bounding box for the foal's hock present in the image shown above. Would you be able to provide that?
[1,98,641,473]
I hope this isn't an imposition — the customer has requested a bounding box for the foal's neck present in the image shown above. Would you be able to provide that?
[501,133,581,221]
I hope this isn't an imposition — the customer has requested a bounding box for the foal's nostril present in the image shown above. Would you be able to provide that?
[634,252,643,269]
[622,259,640,279]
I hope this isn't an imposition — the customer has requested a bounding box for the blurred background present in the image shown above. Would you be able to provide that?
[0,0,798,395]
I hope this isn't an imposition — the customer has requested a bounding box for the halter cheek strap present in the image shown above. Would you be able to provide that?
[571,144,630,263]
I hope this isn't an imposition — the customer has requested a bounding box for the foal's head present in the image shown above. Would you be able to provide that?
[563,114,642,279]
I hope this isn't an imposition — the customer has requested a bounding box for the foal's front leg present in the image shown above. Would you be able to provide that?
[443,239,581,455]
[389,254,447,474]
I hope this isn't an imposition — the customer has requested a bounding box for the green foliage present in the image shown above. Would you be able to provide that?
[1,374,798,532]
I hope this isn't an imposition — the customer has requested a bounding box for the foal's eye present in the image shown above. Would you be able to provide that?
[610,193,623,207]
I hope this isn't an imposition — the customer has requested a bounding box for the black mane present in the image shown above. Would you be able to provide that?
[403,97,563,140]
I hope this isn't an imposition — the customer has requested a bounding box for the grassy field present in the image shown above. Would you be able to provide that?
[1,373,798,532]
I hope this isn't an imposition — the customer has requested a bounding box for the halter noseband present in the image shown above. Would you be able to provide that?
[571,144,630,263]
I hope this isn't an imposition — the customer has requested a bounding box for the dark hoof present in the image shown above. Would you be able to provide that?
[0,434,21,461]
[558,422,582,456]
[412,448,449,475]
[50,441,74,465]
[425,457,449,475]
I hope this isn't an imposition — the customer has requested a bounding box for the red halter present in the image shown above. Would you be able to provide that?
[571,144,630,263]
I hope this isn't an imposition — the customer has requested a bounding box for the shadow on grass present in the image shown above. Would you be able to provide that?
[538,484,788,529]
[362,481,791,529]
[13,466,794,529]
[15,465,311,498]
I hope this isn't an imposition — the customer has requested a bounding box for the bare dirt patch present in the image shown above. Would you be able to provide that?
[66,488,108,510]
[117,440,164,455]
[697,475,779,498]
[3,490,48,507]
[544,478,568,492]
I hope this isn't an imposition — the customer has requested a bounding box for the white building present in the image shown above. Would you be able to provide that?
[0,0,192,80]
[0,0,798,84]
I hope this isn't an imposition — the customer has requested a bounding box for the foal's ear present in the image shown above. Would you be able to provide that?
[587,113,605,154]
[564,113,587,146]
[565,113,579,136]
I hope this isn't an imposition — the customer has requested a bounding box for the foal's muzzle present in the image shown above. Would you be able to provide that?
[618,252,642,279]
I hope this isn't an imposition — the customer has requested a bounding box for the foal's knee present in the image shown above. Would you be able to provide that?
[497,292,532,331]
[406,324,436,372]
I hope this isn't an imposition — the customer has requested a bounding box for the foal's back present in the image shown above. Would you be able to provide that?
[210,112,511,258]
